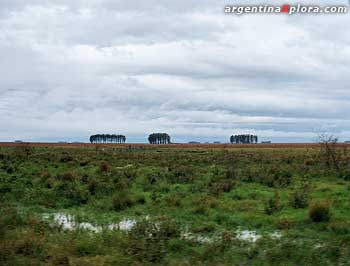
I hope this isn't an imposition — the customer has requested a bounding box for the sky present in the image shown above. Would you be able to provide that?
[0,0,349,143]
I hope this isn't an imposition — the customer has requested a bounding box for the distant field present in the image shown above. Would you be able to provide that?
[1,141,349,149]
[1,144,350,265]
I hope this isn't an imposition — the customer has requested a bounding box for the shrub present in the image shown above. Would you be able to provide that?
[209,179,234,195]
[260,168,293,188]
[276,218,295,230]
[75,236,104,256]
[290,189,309,209]
[142,168,168,186]
[5,165,14,174]
[51,255,70,266]
[192,223,216,233]
[265,191,282,215]
[192,196,217,215]
[112,191,145,211]
[126,217,180,263]
[145,173,160,186]
[328,221,350,234]
[309,201,331,222]
[226,166,238,181]
[111,168,137,189]
[150,191,162,205]
[99,161,111,173]
[79,160,89,166]
[55,182,90,206]
[112,192,135,211]
[273,170,293,187]
[40,170,52,180]
[0,205,25,237]
[60,154,74,162]
[13,230,44,256]
[304,159,313,166]
[134,193,146,205]
[88,178,98,195]
[165,193,182,207]
[57,172,75,182]
[170,166,194,184]
[339,169,350,181]
[86,176,115,196]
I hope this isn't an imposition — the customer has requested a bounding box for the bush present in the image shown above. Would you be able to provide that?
[50,255,70,266]
[79,160,89,166]
[170,166,194,184]
[276,218,295,230]
[0,205,25,237]
[328,221,350,234]
[112,192,135,211]
[111,168,137,189]
[40,170,52,180]
[87,178,98,195]
[226,166,238,180]
[290,189,309,209]
[126,217,180,263]
[260,168,293,188]
[192,196,217,215]
[165,193,182,207]
[273,170,293,187]
[112,191,145,211]
[192,223,216,233]
[57,172,75,182]
[339,169,350,181]
[99,161,111,173]
[60,154,74,162]
[142,168,167,187]
[86,176,115,196]
[54,182,90,206]
[265,191,282,215]
[210,179,234,196]
[309,201,331,222]
[13,230,44,256]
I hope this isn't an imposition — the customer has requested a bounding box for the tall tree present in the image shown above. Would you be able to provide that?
[230,134,258,144]
[89,134,126,144]
[148,133,171,144]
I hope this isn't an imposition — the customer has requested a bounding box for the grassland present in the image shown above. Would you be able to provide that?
[1,144,350,265]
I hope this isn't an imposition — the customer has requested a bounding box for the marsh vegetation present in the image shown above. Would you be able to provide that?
[1,144,350,265]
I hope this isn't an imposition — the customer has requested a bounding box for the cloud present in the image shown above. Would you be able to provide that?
[0,0,349,142]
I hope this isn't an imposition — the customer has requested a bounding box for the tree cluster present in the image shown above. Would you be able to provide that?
[230,134,258,144]
[148,133,171,144]
[89,134,126,144]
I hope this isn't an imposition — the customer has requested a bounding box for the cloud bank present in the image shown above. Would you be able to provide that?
[0,0,349,142]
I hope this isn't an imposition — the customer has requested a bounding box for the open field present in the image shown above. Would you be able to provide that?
[2,141,350,149]
[2,144,350,265]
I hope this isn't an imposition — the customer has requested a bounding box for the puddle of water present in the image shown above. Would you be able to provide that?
[79,222,102,232]
[182,229,281,244]
[115,164,134,169]
[270,231,282,239]
[236,230,262,243]
[118,219,137,231]
[43,213,137,232]
[181,232,213,243]
[43,213,281,245]
[43,213,76,230]
[235,230,282,243]
[314,243,325,249]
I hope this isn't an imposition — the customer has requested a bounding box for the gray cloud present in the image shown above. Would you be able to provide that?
[0,0,349,143]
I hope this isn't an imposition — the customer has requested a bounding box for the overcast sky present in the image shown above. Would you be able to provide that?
[0,0,349,143]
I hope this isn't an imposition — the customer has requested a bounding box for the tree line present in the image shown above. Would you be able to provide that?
[89,133,258,144]
[90,134,126,144]
[148,133,171,144]
[230,134,258,144]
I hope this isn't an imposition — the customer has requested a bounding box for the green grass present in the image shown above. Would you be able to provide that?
[1,145,350,265]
